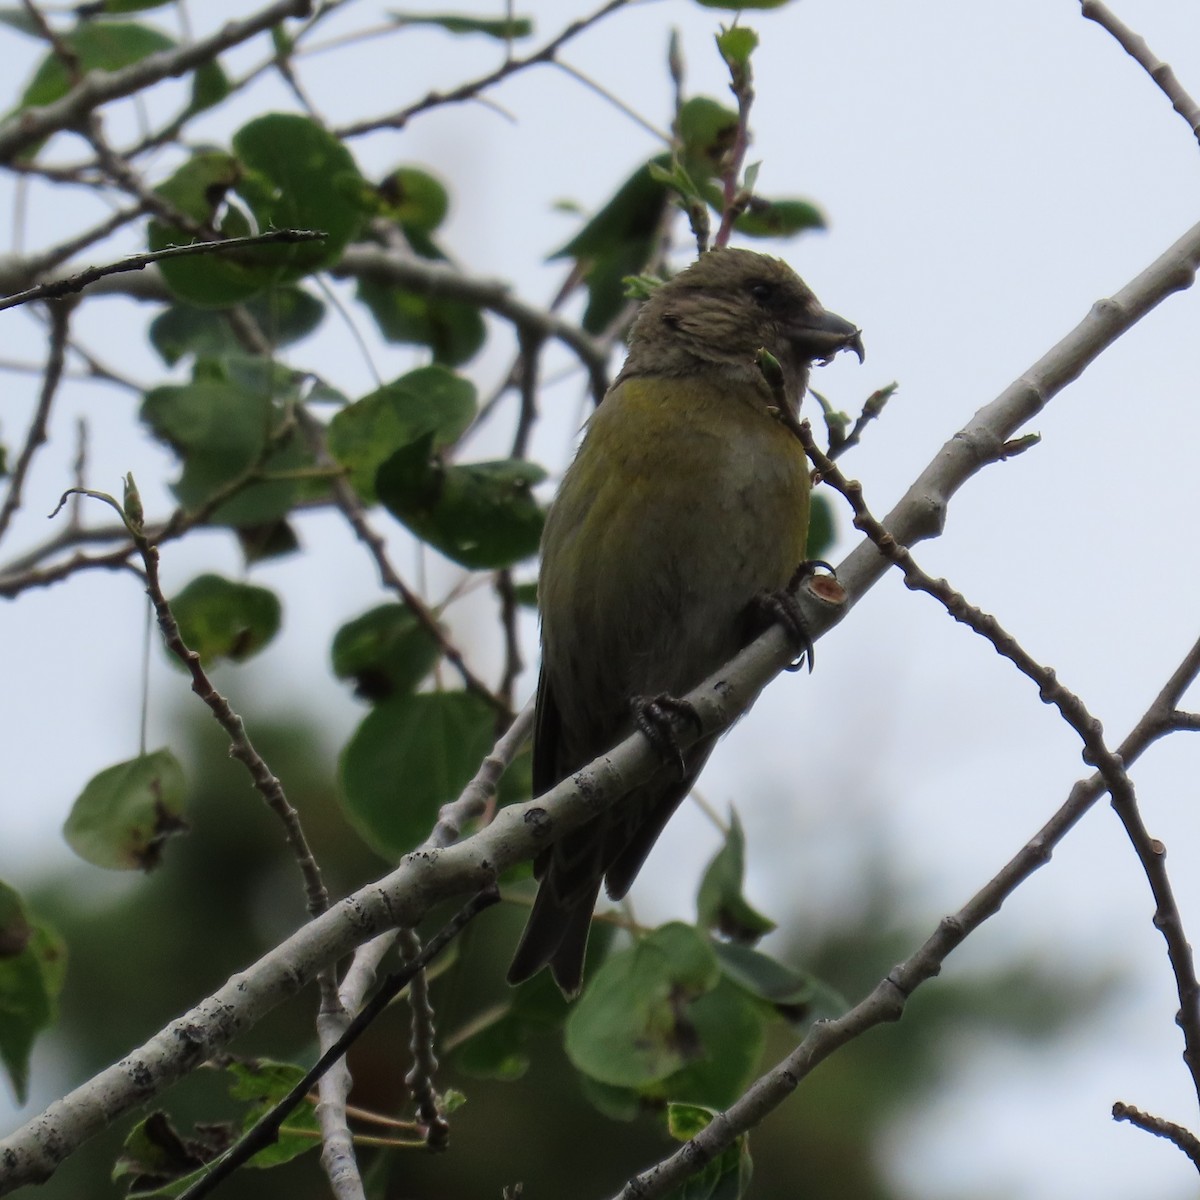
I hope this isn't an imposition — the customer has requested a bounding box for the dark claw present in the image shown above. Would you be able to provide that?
[753,560,836,674]
[633,693,703,777]
[790,559,836,585]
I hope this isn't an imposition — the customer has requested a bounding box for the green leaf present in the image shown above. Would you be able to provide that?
[512,581,538,608]
[694,0,795,8]
[0,881,65,1104]
[148,287,325,366]
[711,941,847,1030]
[113,1059,317,1193]
[452,1009,533,1081]
[734,198,826,239]
[231,113,365,274]
[139,376,309,526]
[356,277,487,366]
[676,97,739,178]
[554,160,668,262]
[452,926,613,1081]
[147,153,271,307]
[330,603,440,702]
[377,441,545,569]
[112,1110,221,1196]
[376,165,449,233]
[550,159,671,334]
[805,492,834,560]
[95,0,176,12]
[565,923,719,1088]
[653,978,766,1107]
[716,25,758,69]
[338,691,495,859]
[149,116,364,306]
[665,1103,753,1200]
[390,11,534,38]
[63,749,188,871]
[327,365,477,503]
[235,519,301,566]
[169,574,282,666]
[224,1059,319,1166]
[696,812,775,943]
[186,58,229,114]
[578,1075,644,1121]
[18,22,174,109]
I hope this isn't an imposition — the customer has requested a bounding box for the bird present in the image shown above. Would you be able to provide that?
[507,246,863,995]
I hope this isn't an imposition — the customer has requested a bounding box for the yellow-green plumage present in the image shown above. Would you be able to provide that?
[508,248,861,994]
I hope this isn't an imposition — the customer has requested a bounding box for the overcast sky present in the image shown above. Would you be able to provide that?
[3,2,1200,1197]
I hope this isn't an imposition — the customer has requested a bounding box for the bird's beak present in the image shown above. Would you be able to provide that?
[790,308,865,365]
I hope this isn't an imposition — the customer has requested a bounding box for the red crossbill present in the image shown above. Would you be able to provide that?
[508,247,862,995]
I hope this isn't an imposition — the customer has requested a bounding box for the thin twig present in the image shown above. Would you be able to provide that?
[19,0,82,82]
[495,569,524,713]
[315,704,533,1193]
[1081,1,1200,147]
[713,31,755,249]
[294,406,513,719]
[176,888,499,1200]
[136,516,331,921]
[801,424,1200,1106]
[0,0,314,162]
[1112,1101,1200,1171]
[0,203,147,290]
[0,300,71,542]
[333,243,610,404]
[0,229,325,312]
[399,927,448,1150]
[610,617,1200,1200]
[335,0,635,138]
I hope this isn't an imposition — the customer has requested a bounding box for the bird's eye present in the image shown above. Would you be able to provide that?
[750,281,776,307]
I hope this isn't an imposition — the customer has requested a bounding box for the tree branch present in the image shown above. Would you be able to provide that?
[1081,1,1200,146]
[0,0,314,163]
[611,625,1200,1200]
[0,229,325,313]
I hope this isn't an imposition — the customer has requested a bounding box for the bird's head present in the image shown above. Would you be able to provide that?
[620,247,863,409]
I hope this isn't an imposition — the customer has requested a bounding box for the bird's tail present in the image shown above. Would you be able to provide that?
[506,870,602,997]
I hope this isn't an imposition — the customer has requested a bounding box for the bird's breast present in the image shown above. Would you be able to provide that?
[538,374,811,747]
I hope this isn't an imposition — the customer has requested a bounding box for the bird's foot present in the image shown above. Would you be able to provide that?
[751,560,836,673]
[632,693,704,777]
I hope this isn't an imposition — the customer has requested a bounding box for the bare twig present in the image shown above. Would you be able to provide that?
[713,31,755,248]
[495,569,524,713]
[134,502,331,922]
[335,0,636,138]
[1112,1101,1200,1171]
[0,204,146,289]
[803,424,1200,1106]
[0,300,71,542]
[610,621,1200,1200]
[0,229,325,312]
[314,704,533,1194]
[294,406,513,719]
[0,0,314,162]
[19,0,82,83]
[176,888,500,1200]
[399,927,448,1150]
[333,243,610,404]
[1081,1,1200,147]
